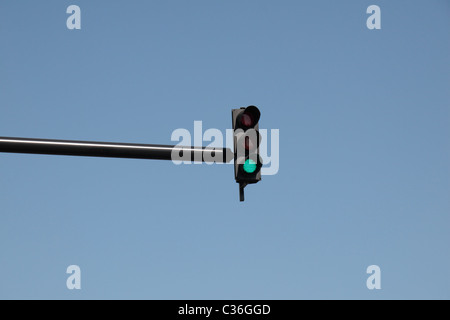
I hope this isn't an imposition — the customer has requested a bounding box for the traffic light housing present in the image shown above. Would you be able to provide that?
[232,106,262,201]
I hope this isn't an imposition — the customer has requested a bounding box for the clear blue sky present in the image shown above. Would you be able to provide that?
[0,0,449,299]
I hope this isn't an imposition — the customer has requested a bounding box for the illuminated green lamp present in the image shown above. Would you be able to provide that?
[243,159,257,173]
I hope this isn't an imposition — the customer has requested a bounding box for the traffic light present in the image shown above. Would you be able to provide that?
[232,106,263,201]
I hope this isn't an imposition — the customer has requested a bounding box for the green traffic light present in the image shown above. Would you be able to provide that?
[243,159,257,173]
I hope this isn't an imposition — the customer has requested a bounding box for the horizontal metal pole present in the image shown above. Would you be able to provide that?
[0,137,233,163]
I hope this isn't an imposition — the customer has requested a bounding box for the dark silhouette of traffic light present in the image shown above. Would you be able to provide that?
[232,106,262,201]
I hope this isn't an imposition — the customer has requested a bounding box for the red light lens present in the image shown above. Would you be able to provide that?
[241,113,253,127]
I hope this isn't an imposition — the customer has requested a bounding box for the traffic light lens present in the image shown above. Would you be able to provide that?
[244,136,253,150]
[243,159,257,173]
[241,113,254,127]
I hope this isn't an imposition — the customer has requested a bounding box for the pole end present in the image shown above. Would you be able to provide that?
[239,183,247,202]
